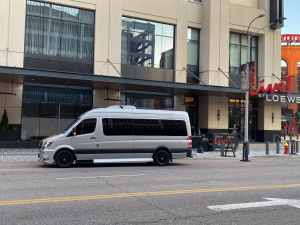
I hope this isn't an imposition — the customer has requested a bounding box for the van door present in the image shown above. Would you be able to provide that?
[96,115,134,160]
[72,118,98,161]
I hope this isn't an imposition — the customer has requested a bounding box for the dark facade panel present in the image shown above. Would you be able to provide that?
[148,67,162,81]
[270,0,284,29]
[229,74,241,88]
[121,64,174,82]
[24,56,93,74]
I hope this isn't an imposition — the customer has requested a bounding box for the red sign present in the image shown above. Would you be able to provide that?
[281,34,300,42]
[249,75,291,96]
[215,136,231,145]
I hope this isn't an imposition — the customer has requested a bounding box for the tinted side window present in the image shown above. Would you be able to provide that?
[133,119,162,136]
[161,120,187,136]
[102,118,133,135]
[76,118,96,135]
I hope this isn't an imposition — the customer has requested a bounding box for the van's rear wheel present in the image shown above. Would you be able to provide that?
[55,150,74,168]
[154,150,170,166]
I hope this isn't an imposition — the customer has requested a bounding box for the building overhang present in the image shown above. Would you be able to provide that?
[1,66,299,100]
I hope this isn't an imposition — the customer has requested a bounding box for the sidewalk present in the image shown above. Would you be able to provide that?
[0,147,300,162]
[0,148,39,162]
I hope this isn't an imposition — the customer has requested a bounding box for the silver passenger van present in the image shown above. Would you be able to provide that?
[38,105,192,168]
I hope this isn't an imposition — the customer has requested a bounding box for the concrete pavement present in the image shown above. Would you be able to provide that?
[0,144,300,162]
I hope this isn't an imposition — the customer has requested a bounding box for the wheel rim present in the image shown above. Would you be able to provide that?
[157,152,168,164]
[59,153,71,165]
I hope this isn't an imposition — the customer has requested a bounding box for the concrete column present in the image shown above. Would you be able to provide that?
[0,0,26,67]
[93,89,120,109]
[174,95,186,111]
[174,0,188,83]
[258,100,281,141]
[198,96,228,132]
[199,0,229,87]
[94,0,122,77]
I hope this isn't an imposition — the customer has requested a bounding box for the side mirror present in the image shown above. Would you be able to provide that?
[72,127,76,136]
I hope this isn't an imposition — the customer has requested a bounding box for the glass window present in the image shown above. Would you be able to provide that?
[102,118,133,136]
[187,28,199,41]
[134,119,162,136]
[22,101,40,117]
[60,21,78,58]
[103,119,187,136]
[76,104,92,117]
[25,0,95,61]
[25,16,44,55]
[121,17,174,70]
[187,28,200,83]
[61,6,79,22]
[60,103,76,119]
[76,118,96,135]
[161,120,187,136]
[230,33,240,45]
[122,93,174,109]
[163,24,174,37]
[40,102,58,118]
[43,18,61,56]
[241,35,247,46]
[26,0,50,17]
[229,32,258,76]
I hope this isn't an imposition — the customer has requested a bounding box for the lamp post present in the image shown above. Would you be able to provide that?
[242,15,287,162]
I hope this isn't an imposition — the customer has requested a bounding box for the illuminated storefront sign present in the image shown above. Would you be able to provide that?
[281,34,300,42]
[250,76,296,102]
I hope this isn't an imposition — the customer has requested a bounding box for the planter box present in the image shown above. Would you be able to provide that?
[0,141,39,148]
[0,130,19,142]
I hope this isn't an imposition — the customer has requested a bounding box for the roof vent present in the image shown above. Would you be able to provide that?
[107,105,136,109]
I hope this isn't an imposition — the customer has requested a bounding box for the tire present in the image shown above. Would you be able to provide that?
[54,150,74,168]
[154,150,170,166]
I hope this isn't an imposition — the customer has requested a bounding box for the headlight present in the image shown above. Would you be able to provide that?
[44,141,53,148]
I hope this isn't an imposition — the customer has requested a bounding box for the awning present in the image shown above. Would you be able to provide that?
[281,115,291,122]
[297,112,300,120]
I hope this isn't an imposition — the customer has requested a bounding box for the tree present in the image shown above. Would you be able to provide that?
[0,109,9,130]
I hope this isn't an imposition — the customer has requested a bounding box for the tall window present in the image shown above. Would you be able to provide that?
[25,0,95,60]
[229,33,258,75]
[187,28,200,83]
[121,17,174,70]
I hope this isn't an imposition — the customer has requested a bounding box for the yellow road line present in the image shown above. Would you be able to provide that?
[1,183,300,206]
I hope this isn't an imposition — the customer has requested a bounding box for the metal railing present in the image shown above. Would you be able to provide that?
[273,134,282,143]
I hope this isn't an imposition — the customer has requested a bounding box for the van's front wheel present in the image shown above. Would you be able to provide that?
[54,150,74,168]
[154,150,170,166]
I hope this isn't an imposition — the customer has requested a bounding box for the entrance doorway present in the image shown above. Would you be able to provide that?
[229,99,258,141]
[185,96,198,136]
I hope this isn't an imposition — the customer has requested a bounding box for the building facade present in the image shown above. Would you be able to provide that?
[0,0,285,142]
[281,41,300,137]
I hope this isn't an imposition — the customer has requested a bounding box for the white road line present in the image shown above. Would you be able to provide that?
[208,198,300,211]
[56,174,146,180]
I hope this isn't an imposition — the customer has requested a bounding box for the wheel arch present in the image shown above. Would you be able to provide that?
[153,146,172,162]
[53,148,77,162]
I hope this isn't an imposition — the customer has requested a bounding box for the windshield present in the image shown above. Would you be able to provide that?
[62,118,80,134]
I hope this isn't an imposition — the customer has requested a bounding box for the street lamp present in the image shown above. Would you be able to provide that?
[242,15,287,162]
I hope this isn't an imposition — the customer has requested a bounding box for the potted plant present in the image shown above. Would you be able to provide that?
[0,110,19,142]
[0,109,8,130]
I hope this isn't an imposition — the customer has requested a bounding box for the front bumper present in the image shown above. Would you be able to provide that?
[38,149,55,164]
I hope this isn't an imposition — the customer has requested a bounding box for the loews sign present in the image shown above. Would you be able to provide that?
[249,75,299,103]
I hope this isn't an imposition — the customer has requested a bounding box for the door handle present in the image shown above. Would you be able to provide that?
[90,137,96,140]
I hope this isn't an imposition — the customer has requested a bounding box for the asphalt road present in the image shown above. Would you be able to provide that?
[1,157,300,225]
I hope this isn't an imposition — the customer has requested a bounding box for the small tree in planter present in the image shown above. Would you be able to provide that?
[0,109,9,130]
